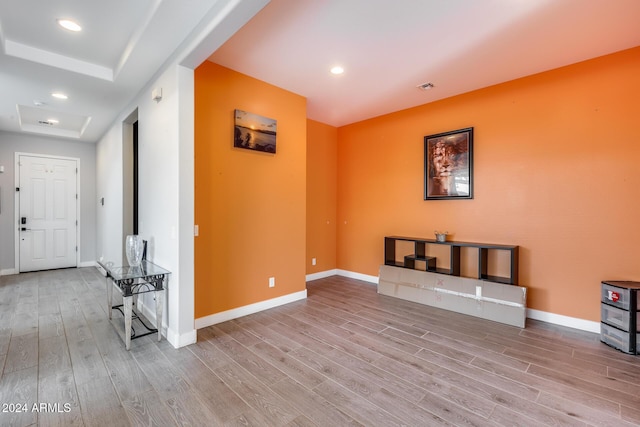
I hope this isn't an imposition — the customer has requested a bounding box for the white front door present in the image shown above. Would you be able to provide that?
[18,155,78,272]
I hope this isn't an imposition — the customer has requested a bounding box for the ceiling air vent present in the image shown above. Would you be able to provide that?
[417,82,434,91]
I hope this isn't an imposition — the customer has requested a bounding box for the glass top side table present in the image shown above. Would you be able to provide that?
[98,260,170,350]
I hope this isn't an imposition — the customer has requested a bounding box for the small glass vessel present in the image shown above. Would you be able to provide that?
[125,235,144,267]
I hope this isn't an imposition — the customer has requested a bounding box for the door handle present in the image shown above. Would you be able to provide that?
[21,227,31,231]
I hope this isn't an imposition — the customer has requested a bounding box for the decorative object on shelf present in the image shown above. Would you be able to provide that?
[234,109,277,153]
[434,230,448,242]
[424,127,473,200]
[125,234,144,267]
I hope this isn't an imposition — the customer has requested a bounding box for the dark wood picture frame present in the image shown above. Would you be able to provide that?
[424,127,473,200]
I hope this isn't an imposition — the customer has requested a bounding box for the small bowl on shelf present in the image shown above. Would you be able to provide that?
[434,231,448,243]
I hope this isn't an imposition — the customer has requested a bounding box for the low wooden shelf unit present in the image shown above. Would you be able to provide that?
[380,236,526,328]
[384,236,519,285]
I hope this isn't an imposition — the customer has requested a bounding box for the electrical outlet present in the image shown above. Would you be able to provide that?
[312,258,316,266]
[269,277,275,288]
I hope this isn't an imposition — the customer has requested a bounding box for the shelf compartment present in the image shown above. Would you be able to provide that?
[404,255,436,271]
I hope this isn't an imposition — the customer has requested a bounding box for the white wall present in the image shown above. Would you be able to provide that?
[177,65,195,345]
[137,65,191,347]
[95,125,125,265]
[96,64,195,347]
[0,132,97,274]
[95,0,270,348]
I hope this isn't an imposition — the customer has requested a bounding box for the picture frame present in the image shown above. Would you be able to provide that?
[234,109,277,153]
[424,127,473,200]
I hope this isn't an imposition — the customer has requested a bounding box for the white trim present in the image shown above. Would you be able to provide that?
[76,158,81,269]
[306,269,338,282]
[195,289,308,329]
[5,39,113,81]
[0,269,17,276]
[13,153,18,273]
[337,269,379,284]
[79,261,96,268]
[527,308,600,333]
[167,328,197,348]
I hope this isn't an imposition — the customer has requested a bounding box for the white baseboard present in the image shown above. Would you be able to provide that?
[527,308,600,333]
[195,289,307,329]
[79,261,97,268]
[1,263,96,276]
[0,268,17,276]
[336,269,378,284]
[306,269,338,282]
[166,328,197,348]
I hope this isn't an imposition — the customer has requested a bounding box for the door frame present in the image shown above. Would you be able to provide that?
[14,152,81,273]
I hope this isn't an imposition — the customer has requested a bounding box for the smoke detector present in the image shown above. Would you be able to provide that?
[417,82,434,91]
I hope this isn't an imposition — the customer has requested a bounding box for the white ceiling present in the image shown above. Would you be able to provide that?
[0,0,639,143]
[0,0,259,142]
[210,0,640,127]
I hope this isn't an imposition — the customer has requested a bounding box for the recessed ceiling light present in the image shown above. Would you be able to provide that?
[47,119,59,124]
[57,19,82,32]
[330,66,344,75]
[51,92,68,100]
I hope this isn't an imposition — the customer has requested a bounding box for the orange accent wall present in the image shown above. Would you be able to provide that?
[194,62,307,318]
[306,119,338,274]
[336,47,640,321]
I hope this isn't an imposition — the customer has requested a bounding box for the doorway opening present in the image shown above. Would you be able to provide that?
[133,121,139,235]
[123,109,139,262]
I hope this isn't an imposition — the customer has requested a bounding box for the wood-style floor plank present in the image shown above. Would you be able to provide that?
[37,369,83,426]
[214,361,301,425]
[121,390,177,427]
[1,269,639,426]
[4,331,38,374]
[76,376,130,427]
[0,366,38,427]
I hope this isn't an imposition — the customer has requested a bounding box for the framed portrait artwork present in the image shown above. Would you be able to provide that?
[424,127,473,200]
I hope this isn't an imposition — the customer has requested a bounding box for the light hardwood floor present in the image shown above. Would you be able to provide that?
[0,268,639,426]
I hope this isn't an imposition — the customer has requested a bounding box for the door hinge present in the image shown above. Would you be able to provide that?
[76,220,78,226]
[76,246,78,252]
[76,194,78,199]
[76,168,78,174]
